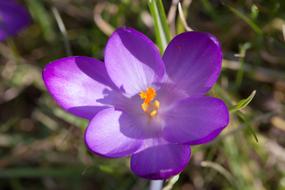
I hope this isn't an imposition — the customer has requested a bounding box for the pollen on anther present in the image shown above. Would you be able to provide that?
[154,100,160,109]
[141,103,148,112]
[150,110,157,117]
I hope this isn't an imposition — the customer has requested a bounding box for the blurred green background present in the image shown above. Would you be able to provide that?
[0,0,285,189]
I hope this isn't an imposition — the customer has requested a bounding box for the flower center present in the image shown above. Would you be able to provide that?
[139,87,160,117]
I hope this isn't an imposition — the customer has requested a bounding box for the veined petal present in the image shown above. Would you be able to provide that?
[163,32,222,96]
[0,1,31,41]
[105,27,165,97]
[84,108,142,158]
[130,143,191,179]
[162,96,229,145]
[43,56,116,120]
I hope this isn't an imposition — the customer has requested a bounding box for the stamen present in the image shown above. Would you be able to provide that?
[150,110,158,117]
[141,103,148,112]
[153,100,160,109]
[139,87,156,104]
[139,87,160,117]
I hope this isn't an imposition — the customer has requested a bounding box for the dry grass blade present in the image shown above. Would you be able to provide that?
[283,24,285,41]
[201,161,236,187]
[167,0,179,35]
[93,3,115,36]
[51,6,72,56]
[178,1,193,31]
[162,175,180,190]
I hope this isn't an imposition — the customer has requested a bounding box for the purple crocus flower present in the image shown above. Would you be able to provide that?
[43,27,229,179]
[0,0,31,41]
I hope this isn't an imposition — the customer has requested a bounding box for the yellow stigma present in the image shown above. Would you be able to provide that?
[139,88,160,117]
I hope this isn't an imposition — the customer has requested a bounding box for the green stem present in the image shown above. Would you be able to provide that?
[148,0,171,53]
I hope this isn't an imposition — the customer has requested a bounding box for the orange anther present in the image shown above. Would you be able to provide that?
[139,87,156,105]
[139,87,160,117]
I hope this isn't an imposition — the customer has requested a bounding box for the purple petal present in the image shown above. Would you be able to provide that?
[130,143,191,179]
[105,27,165,97]
[162,32,222,96]
[0,1,31,41]
[116,100,165,139]
[84,108,142,158]
[162,96,229,145]
[43,56,117,120]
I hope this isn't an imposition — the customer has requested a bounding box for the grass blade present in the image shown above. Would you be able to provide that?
[227,5,262,35]
[235,42,251,87]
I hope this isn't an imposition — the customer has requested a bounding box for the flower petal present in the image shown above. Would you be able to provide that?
[162,32,222,96]
[119,113,164,139]
[0,1,31,41]
[162,96,229,145]
[105,27,165,97]
[43,56,117,120]
[130,143,191,179]
[84,108,142,158]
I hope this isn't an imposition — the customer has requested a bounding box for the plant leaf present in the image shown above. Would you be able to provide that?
[237,112,259,143]
[230,90,256,113]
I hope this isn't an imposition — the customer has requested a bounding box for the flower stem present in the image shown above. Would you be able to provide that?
[150,180,163,190]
